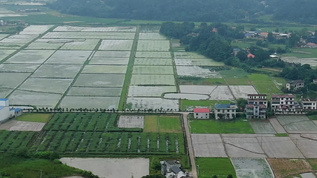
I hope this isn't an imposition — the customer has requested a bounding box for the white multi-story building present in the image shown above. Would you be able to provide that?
[214,104,237,120]
[245,94,267,119]
[271,94,295,112]
[0,98,10,123]
[301,99,317,110]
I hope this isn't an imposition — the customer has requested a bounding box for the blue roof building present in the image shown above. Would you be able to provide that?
[214,104,237,120]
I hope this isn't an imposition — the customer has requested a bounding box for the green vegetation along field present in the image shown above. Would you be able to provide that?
[144,115,182,133]
[181,100,230,111]
[248,73,282,97]
[196,158,237,178]
[0,131,35,152]
[31,113,185,155]
[190,118,254,134]
[16,113,52,123]
[0,153,86,178]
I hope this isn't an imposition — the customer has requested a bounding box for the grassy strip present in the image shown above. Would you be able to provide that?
[144,115,182,133]
[196,158,237,178]
[16,113,52,123]
[0,153,86,178]
[118,26,140,110]
[181,100,230,111]
[190,118,254,134]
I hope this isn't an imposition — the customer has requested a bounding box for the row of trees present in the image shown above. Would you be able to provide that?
[49,0,317,24]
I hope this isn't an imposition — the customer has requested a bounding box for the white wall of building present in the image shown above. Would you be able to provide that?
[0,107,10,123]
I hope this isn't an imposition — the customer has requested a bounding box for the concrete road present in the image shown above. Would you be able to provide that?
[182,113,198,178]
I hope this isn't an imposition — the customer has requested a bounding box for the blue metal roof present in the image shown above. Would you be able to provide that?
[0,106,4,110]
[15,108,22,112]
[0,98,8,101]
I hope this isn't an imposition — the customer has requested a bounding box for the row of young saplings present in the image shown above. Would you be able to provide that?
[44,113,118,132]
[33,131,185,154]
[0,131,35,152]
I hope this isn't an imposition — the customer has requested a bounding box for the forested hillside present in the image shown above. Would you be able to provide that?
[49,0,317,24]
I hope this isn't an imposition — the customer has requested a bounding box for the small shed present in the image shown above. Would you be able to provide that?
[194,108,210,119]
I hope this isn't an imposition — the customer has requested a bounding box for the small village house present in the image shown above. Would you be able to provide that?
[271,94,296,112]
[245,94,267,119]
[0,98,23,123]
[286,80,304,91]
[193,108,210,119]
[301,98,317,110]
[160,160,188,178]
[214,104,237,120]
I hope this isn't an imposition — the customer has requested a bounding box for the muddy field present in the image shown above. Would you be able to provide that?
[60,158,149,178]
[268,159,312,178]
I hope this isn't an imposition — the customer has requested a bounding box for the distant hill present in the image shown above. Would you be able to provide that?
[49,0,317,24]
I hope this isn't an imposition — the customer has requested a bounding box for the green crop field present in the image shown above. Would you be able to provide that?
[248,73,282,97]
[0,131,35,152]
[181,100,230,111]
[0,153,84,178]
[196,158,237,178]
[144,115,182,133]
[31,113,185,155]
[190,118,254,134]
[16,113,52,123]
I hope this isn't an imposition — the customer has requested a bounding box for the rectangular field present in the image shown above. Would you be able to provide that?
[0,73,31,88]
[61,39,99,50]
[181,100,230,111]
[231,158,274,178]
[196,158,236,178]
[191,134,227,157]
[144,115,182,133]
[98,40,133,51]
[32,64,82,78]
[276,115,317,133]
[138,33,167,40]
[248,74,281,96]
[0,63,39,73]
[9,90,62,108]
[67,87,122,97]
[134,58,173,66]
[0,131,35,152]
[130,75,175,86]
[45,50,92,64]
[73,74,125,87]
[136,52,171,58]
[137,40,170,51]
[132,66,174,75]
[126,97,179,110]
[229,85,258,99]
[82,65,127,74]
[128,86,176,97]
[59,96,120,109]
[42,32,136,40]
[5,50,55,64]
[250,121,276,134]
[0,50,15,61]
[18,78,73,94]
[190,119,254,134]
[176,66,222,78]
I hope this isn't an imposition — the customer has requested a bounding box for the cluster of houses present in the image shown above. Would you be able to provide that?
[194,93,317,120]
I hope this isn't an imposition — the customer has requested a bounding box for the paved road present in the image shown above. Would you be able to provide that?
[182,113,198,178]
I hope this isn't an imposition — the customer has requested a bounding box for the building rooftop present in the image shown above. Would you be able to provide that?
[0,98,8,101]
[194,108,210,113]
[272,94,295,98]
[302,98,317,102]
[246,104,266,109]
[0,106,4,110]
[248,94,267,96]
